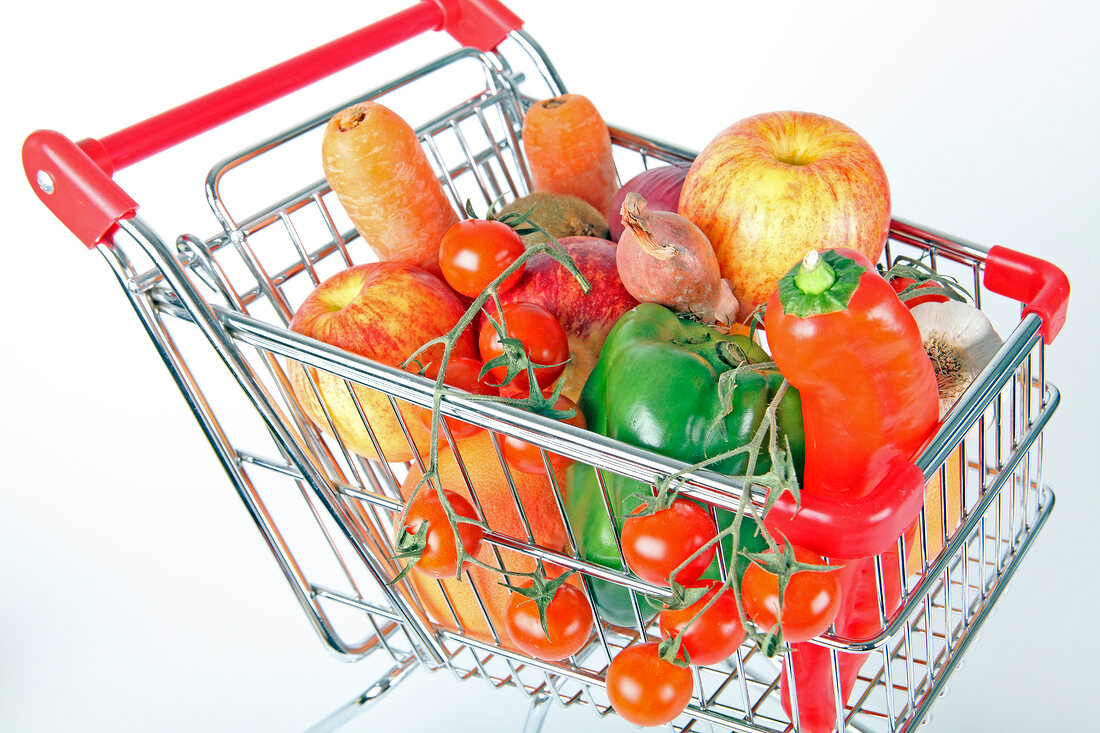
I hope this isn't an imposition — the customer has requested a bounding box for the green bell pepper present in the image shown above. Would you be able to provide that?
[565,303,805,626]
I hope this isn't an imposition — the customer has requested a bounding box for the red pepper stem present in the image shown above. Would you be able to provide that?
[775,248,865,317]
[794,250,836,295]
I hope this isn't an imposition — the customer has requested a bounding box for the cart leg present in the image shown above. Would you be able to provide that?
[305,655,419,733]
[522,691,552,733]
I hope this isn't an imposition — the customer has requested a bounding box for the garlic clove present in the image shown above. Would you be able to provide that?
[910,300,1003,418]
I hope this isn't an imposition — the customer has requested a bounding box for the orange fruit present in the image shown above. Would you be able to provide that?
[399,431,569,645]
[906,446,963,575]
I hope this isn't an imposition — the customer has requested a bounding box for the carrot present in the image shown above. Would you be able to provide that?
[322,102,457,273]
[522,94,617,219]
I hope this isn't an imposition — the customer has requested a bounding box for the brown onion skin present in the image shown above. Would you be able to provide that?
[616,193,734,324]
[607,164,690,241]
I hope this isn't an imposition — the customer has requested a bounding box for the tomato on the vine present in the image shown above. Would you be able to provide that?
[606,642,693,727]
[413,356,498,442]
[658,580,745,666]
[396,489,483,579]
[478,302,569,391]
[740,544,841,643]
[504,580,593,661]
[500,394,586,474]
[621,497,717,587]
[439,218,526,297]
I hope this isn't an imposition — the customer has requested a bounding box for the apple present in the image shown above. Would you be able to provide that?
[287,262,477,462]
[492,236,638,402]
[678,111,891,321]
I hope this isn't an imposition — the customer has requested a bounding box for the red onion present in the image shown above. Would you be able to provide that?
[607,163,690,241]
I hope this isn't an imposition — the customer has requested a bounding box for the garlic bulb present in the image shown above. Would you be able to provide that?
[910,301,1003,418]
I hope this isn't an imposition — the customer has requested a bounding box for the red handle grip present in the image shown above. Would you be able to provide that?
[98,2,437,172]
[95,0,521,172]
[23,0,522,248]
[984,245,1070,345]
[97,0,521,173]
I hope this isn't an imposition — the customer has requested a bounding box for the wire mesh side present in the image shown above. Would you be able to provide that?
[96,222,436,683]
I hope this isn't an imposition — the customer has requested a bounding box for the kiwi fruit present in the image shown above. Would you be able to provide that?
[499,192,610,244]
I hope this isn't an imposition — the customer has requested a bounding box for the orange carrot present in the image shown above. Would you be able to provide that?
[522,94,617,219]
[322,102,457,273]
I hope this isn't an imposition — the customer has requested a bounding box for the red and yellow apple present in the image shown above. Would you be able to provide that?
[287,262,476,462]
[491,236,638,401]
[678,111,891,320]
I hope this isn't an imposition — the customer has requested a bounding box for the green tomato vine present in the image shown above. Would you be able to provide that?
[391,200,821,661]
[391,199,589,636]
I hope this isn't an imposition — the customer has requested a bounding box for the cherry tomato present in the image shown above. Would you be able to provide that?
[740,544,841,643]
[658,580,745,666]
[504,581,594,661]
[439,218,526,297]
[478,302,569,391]
[606,642,693,727]
[621,498,717,588]
[414,357,498,442]
[500,395,586,474]
[889,276,949,308]
[397,489,483,579]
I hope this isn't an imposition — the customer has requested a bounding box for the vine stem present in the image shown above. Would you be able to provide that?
[393,221,589,585]
[390,211,811,660]
[655,378,805,657]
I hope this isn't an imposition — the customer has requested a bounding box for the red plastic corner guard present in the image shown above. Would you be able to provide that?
[22,130,137,248]
[765,460,926,560]
[983,245,1070,345]
[432,0,523,51]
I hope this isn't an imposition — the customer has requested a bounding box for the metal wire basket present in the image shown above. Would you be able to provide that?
[22,3,1068,731]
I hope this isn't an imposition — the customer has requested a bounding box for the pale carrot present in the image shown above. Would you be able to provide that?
[521,94,617,219]
[322,101,457,273]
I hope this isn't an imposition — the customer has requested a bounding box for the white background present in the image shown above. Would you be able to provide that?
[2,1,1097,731]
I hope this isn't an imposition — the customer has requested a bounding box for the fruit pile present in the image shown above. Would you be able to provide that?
[289,94,1000,730]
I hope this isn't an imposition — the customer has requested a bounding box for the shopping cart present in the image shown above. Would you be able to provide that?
[22,2,1069,731]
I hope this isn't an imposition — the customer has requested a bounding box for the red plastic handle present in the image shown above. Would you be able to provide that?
[984,245,1070,345]
[96,0,521,173]
[22,130,138,248]
[22,0,522,247]
[435,0,524,54]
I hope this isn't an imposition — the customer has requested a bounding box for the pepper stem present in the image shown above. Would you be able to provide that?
[793,250,836,295]
[776,248,865,317]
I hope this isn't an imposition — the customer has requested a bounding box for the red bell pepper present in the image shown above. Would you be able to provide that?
[764,248,939,732]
